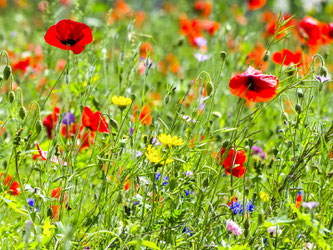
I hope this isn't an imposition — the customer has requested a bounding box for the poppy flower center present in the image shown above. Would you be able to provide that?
[247,76,256,91]
[60,39,77,46]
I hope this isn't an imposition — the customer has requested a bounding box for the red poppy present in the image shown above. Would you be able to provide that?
[140,42,153,58]
[218,148,246,178]
[298,16,321,47]
[246,43,268,71]
[229,66,279,102]
[248,0,266,10]
[194,1,212,18]
[202,20,220,36]
[0,173,20,196]
[82,106,110,133]
[272,49,302,67]
[42,107,60,138]
[51,187,62,199]
[139,105,152,126]
[296,192,302,209]
[44,19,93,54]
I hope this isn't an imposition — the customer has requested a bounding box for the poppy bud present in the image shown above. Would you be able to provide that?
[130,94,136,101]
[109,118,118,130]
[206,82,214,96]
[169,178,176,190]
[203,177,209,187]
[19,106,27,120]
[47,207,53,218]
[142,135,148,144]
[320,66,328,77]
[263,52,270,62]
[297,89,303,99]
[164,95,170,104]
[3,65,11,80]
[8,91,15,103]
[220,51,227,61]
[295,103,302,114]
[282,112,288,122]
[35,120,43,134]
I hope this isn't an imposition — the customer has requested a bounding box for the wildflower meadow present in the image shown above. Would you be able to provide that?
[0,0,333,249]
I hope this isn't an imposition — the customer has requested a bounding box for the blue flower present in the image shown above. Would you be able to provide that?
[182,226,193,236]
[229,200,254,215]
[155,173,168,186]
[26,198,39,213]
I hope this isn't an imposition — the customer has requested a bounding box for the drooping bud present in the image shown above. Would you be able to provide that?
[19,106,27,120]
[319,66,328,77]
[109,118,119,130]
[35,120,43,134]
[205,82,214,96]
[8,91,15,103]
[164,95,170,104]
[295,103,302,114]
[3,65,11,80]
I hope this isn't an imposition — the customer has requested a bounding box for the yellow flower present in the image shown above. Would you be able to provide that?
[145,145,173,165]
[112,96,132,110]
[259,191,269,202]
[158,133,184,148]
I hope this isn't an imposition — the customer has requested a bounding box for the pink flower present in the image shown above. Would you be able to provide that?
[35,142,67,166]
[226,219,243,236]
[268,226,282,236]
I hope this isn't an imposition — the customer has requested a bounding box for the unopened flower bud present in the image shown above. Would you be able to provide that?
[297,89,303,98]
[220,51,227,61]
[130,93,136,101]
[222,139,230,148]
[8,91,15,103]
[19,106,27,120]
[3,65,11,80]
[164,95,170,104]
[320,66,328,77]
[109,118,118,130]
[263,52,270,62]
[206,82,214,96]
[35,120,43,134]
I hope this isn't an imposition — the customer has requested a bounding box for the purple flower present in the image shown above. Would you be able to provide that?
[185,171,193,176]
[129,127,134,137]
[155,173,168,186]
[144,58,153,68]
[226,220,243,236]
[62,112,75,125]
[180,114,196,124]
[268,226,282,236]
[251,146,267,160]
[317,75,330,83]
[302,201,319,210]
[194,37,207,47]
[151,137,162,146]
[194,53,209,62]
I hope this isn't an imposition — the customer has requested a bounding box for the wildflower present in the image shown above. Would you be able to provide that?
[35,143,68,166]
[218,148,246,178]
[226,220,243,236]
[26,198,39,213]
[252,145,267,160]
[228,198,254,215]
[194,53,209,62]
[61,112,75,125]
[44,19,93,54]
[302,201,319,210]
[194,1,212,18]
[0,173,20,196]
[139,42,153,58]
[112,96,132,110]
[259,191,269,202]
[246,43,268,71]
[268,226,282,236]
[145,145,173,165]
[155,173,169,186]
[229,66,279,103]
[182,226,193,236]
[185,171,193,176]
[42,107,60,138]
[296,191,303,209]
[316,75,330,83]
[248,0,267,10]
[139,105,152,126]
[158,134,184,148]
[272,49,302,67]
[129,127,134,136]
[298,16,322,47]
[82,106,110,133]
